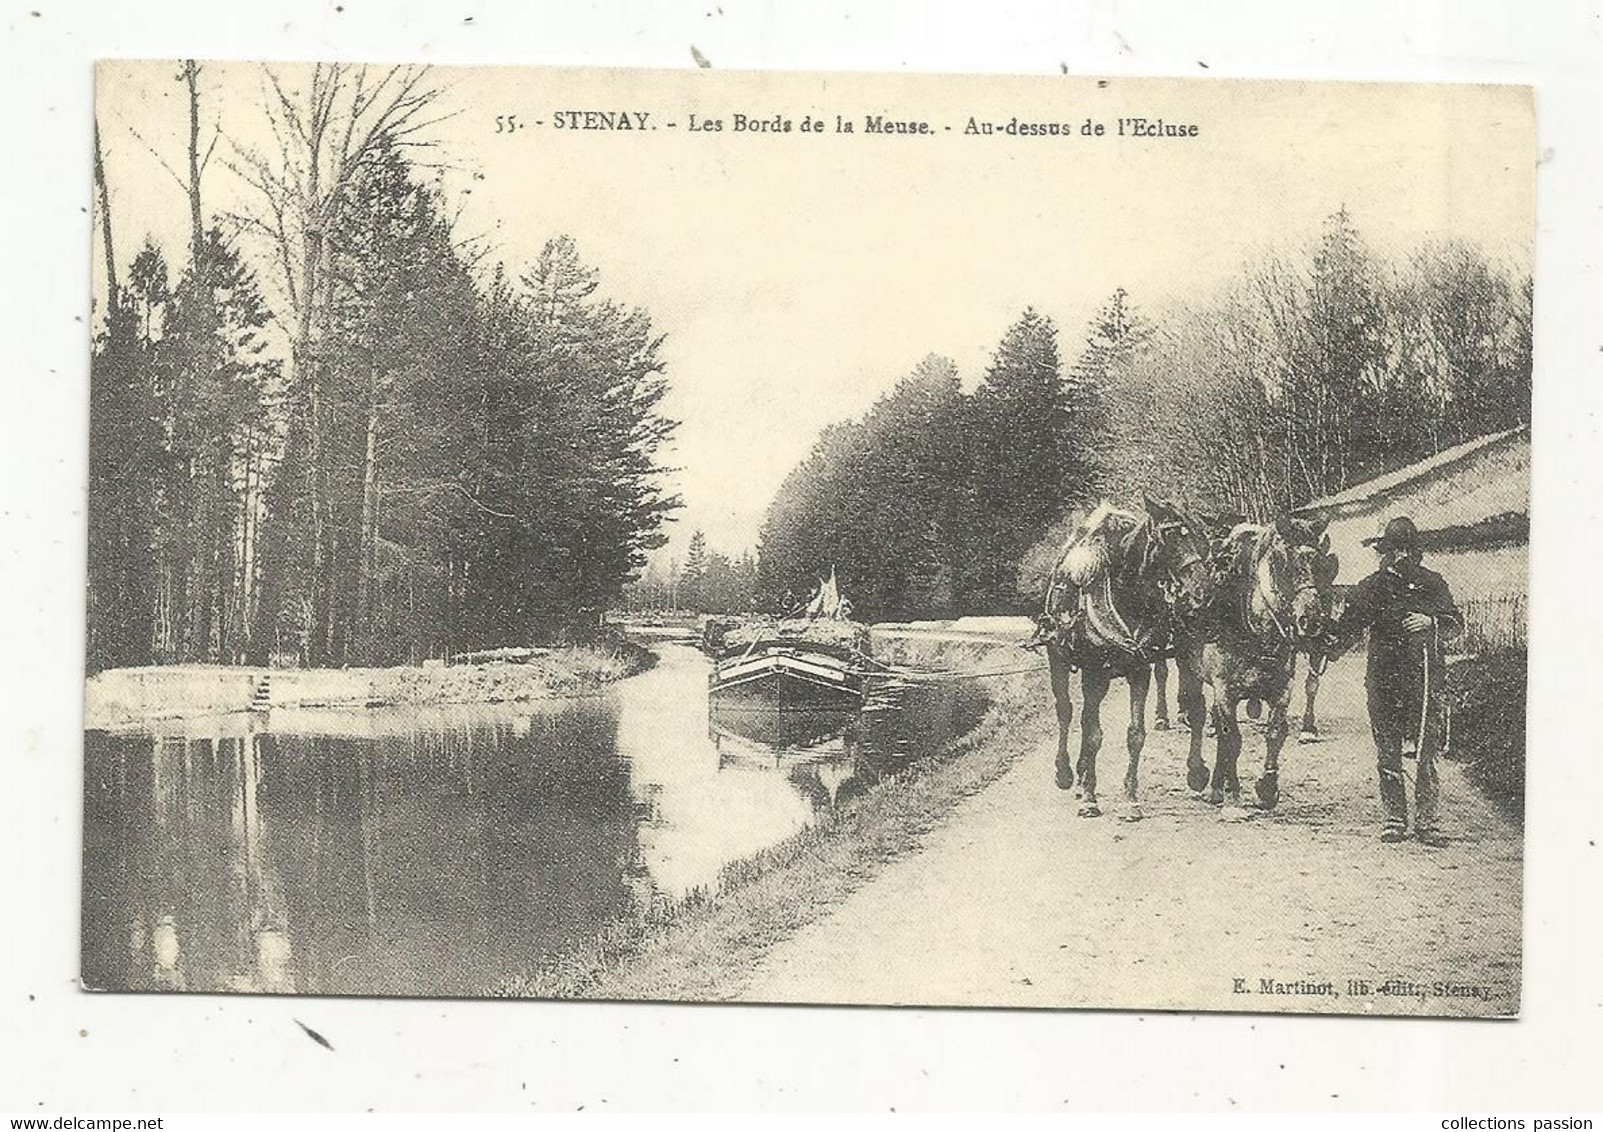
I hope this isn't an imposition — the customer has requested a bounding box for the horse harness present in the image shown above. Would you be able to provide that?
[1043,515,1178,666]
[1153,519,1209,606]
[1236,535,1321,663]
[1083,570,1147,657]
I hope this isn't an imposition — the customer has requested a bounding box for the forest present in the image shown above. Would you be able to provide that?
[86,63,679,671]
[757,209,1532,622]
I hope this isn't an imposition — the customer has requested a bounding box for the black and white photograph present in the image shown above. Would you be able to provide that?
[81,59,1533,1017]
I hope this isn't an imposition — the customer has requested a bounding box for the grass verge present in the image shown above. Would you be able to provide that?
[379,635,655,706]
[495,634,1052,1003]
[1445,646,1526,821]
[83,635,656,727]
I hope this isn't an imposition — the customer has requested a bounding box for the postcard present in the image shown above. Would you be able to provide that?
[83,60,1531,1015]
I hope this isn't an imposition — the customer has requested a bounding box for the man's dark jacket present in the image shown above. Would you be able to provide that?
[1331,561,1462,729]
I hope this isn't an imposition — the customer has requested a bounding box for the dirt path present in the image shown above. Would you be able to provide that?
[740,650,1523,1016]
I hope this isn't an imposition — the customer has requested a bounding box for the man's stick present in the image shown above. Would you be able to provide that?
[1416,622,1434,757]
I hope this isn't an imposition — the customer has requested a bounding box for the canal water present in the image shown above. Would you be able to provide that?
[81,643,987,997]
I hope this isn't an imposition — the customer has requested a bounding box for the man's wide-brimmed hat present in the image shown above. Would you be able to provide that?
[1363,515,1421,551]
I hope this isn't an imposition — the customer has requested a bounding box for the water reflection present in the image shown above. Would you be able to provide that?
[81,644,986,997]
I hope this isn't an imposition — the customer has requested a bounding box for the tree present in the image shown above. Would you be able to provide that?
[326,135,477,662]
[959,310,1099,610]
[1077,288,1160,496]
[230,63,445,664]
[427,237,679,651]
[681,531,708,611]
[87,122,158,670]
[1296,207,1388,491]
[1403,240,1528,445]
[154,230,278,662]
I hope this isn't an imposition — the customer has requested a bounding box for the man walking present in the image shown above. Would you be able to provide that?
[1327,516,1463,846]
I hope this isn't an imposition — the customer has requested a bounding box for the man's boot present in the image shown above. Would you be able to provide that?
[1378,763,1409,843]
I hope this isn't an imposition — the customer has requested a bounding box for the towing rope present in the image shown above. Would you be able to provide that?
[866,661,1050,683]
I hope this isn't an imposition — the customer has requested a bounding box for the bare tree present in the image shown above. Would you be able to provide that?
[92,118,119,312]
[183,61,213,254]
[224,63,446,663]
[226,63,444,348]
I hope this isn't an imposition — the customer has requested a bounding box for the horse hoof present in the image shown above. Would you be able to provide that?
[1056,768,1075,791]
[1255,777,1280,809]
[1187,764,1210,793]
[1078,802,1103,818]
[1207,789,1225,807]
[1298,729,1318,745]
[1153,719,1169,732]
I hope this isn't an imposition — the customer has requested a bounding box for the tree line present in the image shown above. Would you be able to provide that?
[620,530,762,616]
[757,208,1531,622]
[87,63,678,672]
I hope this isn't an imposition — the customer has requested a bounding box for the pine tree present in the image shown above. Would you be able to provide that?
[164,230,277,662]
[960,309,1096,610]
[1295,206,1387,494]
[682,531,708,611]
[1074,287,1152,495]
[87,290,159,671]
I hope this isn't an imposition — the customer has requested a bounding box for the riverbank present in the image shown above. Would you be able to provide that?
[497,624,1046,1002]
[83,637,655,731]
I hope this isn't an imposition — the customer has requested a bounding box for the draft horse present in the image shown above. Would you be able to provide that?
[1039,497,1215,819]
[1153,509,1244,733]
[1193,517,1339,813]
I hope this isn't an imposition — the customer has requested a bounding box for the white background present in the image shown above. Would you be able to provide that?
[1,0,1599,1114]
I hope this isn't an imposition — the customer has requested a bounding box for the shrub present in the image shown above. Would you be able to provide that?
[1445,646,1526,820]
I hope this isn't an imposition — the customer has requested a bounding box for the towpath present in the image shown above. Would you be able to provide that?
[739,633,1523,1016]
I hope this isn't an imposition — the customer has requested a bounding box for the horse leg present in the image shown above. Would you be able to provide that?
[1299,656,1321,743]
[1257,684,1292,809]
[1173,647,1205,788]
[1211,694,1243,811]
[1174,637,1192,731]
[1121,664,1151,821]
[1152,657,1170,731]
[1048,646,1076,791]
[1181,653,1210,793]
[1077,667,1110,817]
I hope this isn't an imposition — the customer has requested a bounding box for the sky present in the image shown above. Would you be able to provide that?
[94,61,1535,564]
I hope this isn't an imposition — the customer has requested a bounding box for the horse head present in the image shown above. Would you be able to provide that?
[1205,511,1248,552]
[1142,494,1216,624]
[1266,515,1340,643]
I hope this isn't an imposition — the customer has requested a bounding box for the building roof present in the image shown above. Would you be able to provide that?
[1296,426,1528,515]
[1295,426,1529,586]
